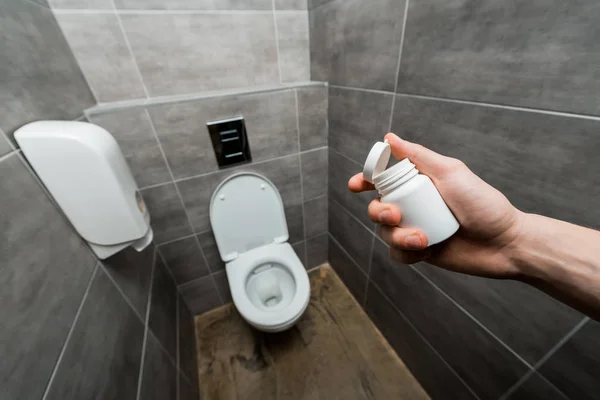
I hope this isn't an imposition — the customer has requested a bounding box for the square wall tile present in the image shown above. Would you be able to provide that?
[328,86,393,165]
[213,270,232,304]
[179,373,199,400]
[178,295,199,390]
[306,233,328,268]
[148,255,178,359]
[141,183,192,243]
[391,95,600,230]
[0,154,96,400]
[292,241,307,267]
[419,263,582,364]
[365,284,477,400]
[180,275,222,315]
[55,13,147,102]
[328,200,373,273]
[310,0,406,91]
[369,241,528,399]
[89,108,171,188]
[507,373,568,400]
[138,332,178,400]
[304,195,327,238]
[160,236,209,285]
[121,13,279,96]
[50,0,113,9]
[276,0,306,10]
[115,0,271,10]
[177,155,301,233]
[276,11,310,82]
[539,319,600,400]
[301,148,328,200]
[45,267,145,400]
[102,244,155,319]
[328,148,376,230]
[397,0,600,115]
[285,203,305,244]
[328,236,367,304]
[297,86,328,151]
[148,90,297,179]
[0,1,94,139]
[196,231,225,273]
[0,131,13,157]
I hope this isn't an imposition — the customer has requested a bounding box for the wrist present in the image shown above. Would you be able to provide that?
[501,210,535,280]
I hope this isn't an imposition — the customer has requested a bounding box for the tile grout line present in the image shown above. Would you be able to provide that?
[295,89,309,266]
[109,0,151,99]
[329,146,363,169]
[368,281,482,400]
[53,9,278,15]
[99,262,147,324]
[135,249,157,400]
[411,266,534,369]
[0,148,20,163]
[143,109,223,303]
[138,146,328,190]
[41,263,99,400]
[271,0,284,84]
[387,0,410,132]
[328,233,369,281]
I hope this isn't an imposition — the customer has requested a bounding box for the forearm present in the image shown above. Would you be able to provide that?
[509,213,600,320]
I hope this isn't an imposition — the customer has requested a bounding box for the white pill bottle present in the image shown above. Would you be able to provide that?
[363,140,460,246]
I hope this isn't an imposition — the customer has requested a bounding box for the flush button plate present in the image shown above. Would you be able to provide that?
[207,116,252,167]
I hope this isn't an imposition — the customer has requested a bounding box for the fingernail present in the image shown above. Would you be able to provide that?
[405,235,422,249]
[379,210,391,222]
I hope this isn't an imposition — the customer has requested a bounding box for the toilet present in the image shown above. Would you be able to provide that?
[210,172,310,332]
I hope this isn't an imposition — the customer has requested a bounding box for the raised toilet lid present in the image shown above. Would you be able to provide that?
[210,173,288,262]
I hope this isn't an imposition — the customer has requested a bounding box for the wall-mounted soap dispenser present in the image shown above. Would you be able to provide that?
[15,120,153,259]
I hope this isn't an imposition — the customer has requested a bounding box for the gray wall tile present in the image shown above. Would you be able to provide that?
[304,195,327,238]
[0,1,94,140]
[285,203,305,244]
[148,255,178,359]
[178,295,199,390]
[89,108,171,187]
[306,233,328,268]
[276,11,311,82]
[0,154,96,400]
[310,0,406,91]
[160,237,209,285]
[297,86,328,151]
[301,147,328,200]
[328,235,366,304]
[365,283,478,400]
[391,96,600,230]
[45,266,145,400]
[276,0,307,10]
[50,0,113,9]
[102,244,155,319]
[308,0,334,9]
[139,332,178,400]
[115,0,271,10]
[55,13,147,102]
[507,373,568,400]
[178,155,302,233]
[180,275,222,315]
[328,147,376,230]
[539,319,600,400]
[121,13,279,96]
[141,183,193,243]
[213,270,232,304]
[419,263,582,364]
[329,86,393,165]
[148,90,297,179]
[329,199,372,273]
[0,131,12,157]
[179,373,199,400]
[369,240,528,399]
[397,0,600,115]
[292,240,307,267]
[196,231,225,273]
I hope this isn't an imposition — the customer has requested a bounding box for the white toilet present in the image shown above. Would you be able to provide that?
[210,172,310,332]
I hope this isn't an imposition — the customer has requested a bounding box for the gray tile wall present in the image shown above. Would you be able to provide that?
[87,84,329,315]
[52,1,310,101]
[313,0,600,399]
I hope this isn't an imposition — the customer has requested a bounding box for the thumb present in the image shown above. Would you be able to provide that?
[384,133,453,177]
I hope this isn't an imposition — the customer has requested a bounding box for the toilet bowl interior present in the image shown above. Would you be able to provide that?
[245,262,296,312]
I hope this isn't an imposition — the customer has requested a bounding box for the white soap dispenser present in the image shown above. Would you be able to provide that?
[363,140,459,246]
[15,120,153,259]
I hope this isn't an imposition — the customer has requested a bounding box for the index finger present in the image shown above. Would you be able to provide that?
[348,172,375,193]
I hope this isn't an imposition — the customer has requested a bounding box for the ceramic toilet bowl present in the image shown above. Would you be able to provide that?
[225,242,310,332]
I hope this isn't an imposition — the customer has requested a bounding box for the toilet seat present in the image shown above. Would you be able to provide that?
[226,243,310,332]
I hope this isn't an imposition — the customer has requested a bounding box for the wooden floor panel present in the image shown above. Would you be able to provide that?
[194,265,429,400]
